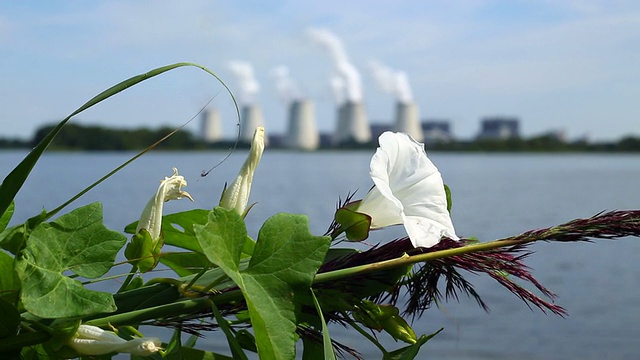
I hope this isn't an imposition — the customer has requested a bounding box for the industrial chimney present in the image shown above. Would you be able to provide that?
[201,108,222,143]
[241,105,268,145]
[393,102,423,142]
[287,100,319,150]
[334,101,371,145]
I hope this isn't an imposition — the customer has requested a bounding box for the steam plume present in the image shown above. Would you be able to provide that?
[269,66,302,104]
[369,60,413,103]
[307,28,362,103]
[227,60,260,104]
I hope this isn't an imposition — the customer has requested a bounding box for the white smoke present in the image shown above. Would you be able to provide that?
[227,60,260,104]
[269,65,302,104]
[307,28,362,104]
[329,75,346,105]
[369,60,413,103]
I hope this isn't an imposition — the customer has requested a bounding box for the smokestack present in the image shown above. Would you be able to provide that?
[334,101,371,145]
[394,102,423,142]
[201,108,222,142]
[241,105,268,145]
[287,100,319,151]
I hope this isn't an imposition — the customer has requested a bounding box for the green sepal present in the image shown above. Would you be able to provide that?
[125,229,161,273]
[444,184,452,214]
[353,300,417,344]
[333,208,371,242]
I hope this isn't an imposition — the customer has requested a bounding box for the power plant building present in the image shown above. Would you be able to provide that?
[241,105,268,145]
[334,101,372,145]
[393,102,423,142]
[286,100,319,151]
[201,108,222,142]
[477,117,520,140]
[422,120,453,143]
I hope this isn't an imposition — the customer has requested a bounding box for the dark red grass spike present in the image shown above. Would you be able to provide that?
[406,238,563,316]
[488,272,566,316]
[403,263,488,318]
[319,239,414,273]
[509,210,640,243]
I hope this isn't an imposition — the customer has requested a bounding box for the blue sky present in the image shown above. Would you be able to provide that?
[1,0,639,141]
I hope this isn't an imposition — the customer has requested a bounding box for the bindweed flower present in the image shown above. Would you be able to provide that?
[67,325,162,356]
[126,167,193,272]
[220,126,265,215]
[356,132,458,248]
[136,167,193,241]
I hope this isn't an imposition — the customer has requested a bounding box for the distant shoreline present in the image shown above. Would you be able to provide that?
[2,122,640,152]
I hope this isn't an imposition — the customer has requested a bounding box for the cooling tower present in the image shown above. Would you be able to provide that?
[240,105,268,145]
[334,101,372,145]
[393,102,424,142]
[287,100,319,151]
[201,109,222,142]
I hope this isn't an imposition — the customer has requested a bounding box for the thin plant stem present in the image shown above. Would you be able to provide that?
[314,238,525,284]
[342,311,387,355]
[117,265,139,293]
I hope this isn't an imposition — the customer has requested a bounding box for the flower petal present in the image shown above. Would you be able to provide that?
[358,132,458,248]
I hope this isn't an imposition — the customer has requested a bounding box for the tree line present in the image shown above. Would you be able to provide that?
[2,122,640,152]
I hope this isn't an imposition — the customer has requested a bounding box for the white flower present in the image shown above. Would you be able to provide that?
[356,132,458,248]
[67,325,162,356]
[136,167,193,241]
[220,126,265,214]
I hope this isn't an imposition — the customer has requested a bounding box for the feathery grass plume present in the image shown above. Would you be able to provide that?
[320,210,640,321]
[498,210,640,243]
[404,238,564,317]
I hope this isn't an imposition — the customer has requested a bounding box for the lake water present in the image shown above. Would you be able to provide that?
[2,150,639,359]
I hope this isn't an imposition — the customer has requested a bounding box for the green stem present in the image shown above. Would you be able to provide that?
[314,237,525,284]
[85,290,244,327]
[85,238,526,328]
[117,265,138,293]
[342,312,387,355]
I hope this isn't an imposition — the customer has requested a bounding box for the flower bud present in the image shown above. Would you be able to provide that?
[220,127,265,215]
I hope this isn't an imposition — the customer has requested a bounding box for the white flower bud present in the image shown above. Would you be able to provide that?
[68,325,162,356]
[220,127,265,214]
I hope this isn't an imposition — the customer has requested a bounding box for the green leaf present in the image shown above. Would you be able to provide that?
[310,290,337,360]
[0,250,19,304]
[3,333,52,356]
[242,214,330,359]
[0,297,20,339]
[164,346,234,360]
[0,201,14,233]
[210,301,248,360]
[160,252,211,276]
[196,208,330,360]
[0,223,27,254]
[195,208,247,278]
[383,329,443,360]
[15,202,126,318]
[334,208,371,241]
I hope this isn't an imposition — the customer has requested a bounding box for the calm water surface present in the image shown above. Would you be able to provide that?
[1,150,639,359]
